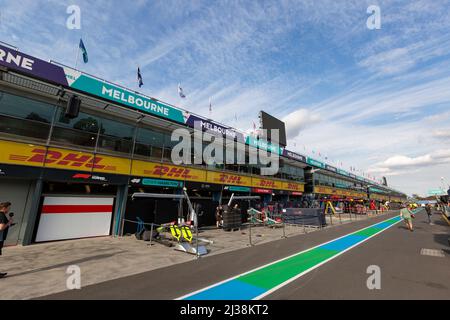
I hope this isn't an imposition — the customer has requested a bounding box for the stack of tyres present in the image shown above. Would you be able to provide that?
[222,205,242,231]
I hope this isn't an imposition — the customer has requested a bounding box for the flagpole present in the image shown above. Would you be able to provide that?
[75,41,80,69]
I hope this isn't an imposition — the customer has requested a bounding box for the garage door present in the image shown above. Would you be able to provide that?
[35,196,114,242]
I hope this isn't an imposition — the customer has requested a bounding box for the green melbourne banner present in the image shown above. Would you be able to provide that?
[306,157,326,168]
[68,73,185,123]
[245,136,283,155]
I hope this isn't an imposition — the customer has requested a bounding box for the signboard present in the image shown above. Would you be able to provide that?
[338,169,350,177]
[246,136,283,155]
[0,44,68,86]
[131,161,206,182]
[252,188,273,194]
[282,150,306,163]
[225,186,251,193]
[281,181,305,192]
[184,181,222,191]
[207,171,252,186]
[0,140,131,175]
[132,178,184,188]
[307,158,326,169]
[427,188,445,196]
[325,165,337,173]
[251,177,282,190]
[65,69,185,123]
[185,115,245,142]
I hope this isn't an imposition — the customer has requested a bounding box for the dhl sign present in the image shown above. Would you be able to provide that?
[132,161,206,182]
[251,178,282,190]
[281,181,305,192]
[207,171,252,186]
[0,140,130,174]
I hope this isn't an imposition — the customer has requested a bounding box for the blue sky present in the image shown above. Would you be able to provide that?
[1,0,450,196]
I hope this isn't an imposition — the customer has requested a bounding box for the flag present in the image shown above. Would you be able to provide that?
[178,83,186,98]
[137,67,144,88]
[209,97,212,113]
[79,38,88,63]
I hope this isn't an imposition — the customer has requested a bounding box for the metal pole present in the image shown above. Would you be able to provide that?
[149,223,154,247]
[196,223,200,259]
[248,211,253,246]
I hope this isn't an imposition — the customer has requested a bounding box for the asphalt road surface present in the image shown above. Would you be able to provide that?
[40,210,450,300]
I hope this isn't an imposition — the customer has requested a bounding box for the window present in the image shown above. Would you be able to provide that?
[0,91,54,142]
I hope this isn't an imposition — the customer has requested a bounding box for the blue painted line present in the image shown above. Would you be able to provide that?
[184,279,266,300]
[319,234,367,251]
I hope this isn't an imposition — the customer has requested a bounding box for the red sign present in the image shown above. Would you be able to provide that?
[252,188,273,194]
[290,192,303,196]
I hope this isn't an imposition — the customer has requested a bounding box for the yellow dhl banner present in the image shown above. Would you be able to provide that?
[251,177,282,190]
[131,160,206,182]
[281,181,305,192]
[0,140,130,174]
[207,171,252,187]
[314,186,335,195]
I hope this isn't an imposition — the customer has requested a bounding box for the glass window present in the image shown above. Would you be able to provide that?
[0,91,54,143]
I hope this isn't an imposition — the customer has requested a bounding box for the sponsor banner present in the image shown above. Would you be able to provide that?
[36,196,114,242]
[207,171,252,187]
[0,140,46,167]
[130,177,183,188]
[252,188,273,194]
[281,181,305,192]
[43,147,130,175]
[43,168,128,185]
[224,186,251,193]
[282,150,306,163]
[65,69,185,123]
[185,115,246,142]
[131,160,206,182]
[307,157,326,169]
[290,191,303,196]
[0,44,68,86]
[245,136,283,155]
[325,165,337,173]
[338,169,350,177]
[1,141,131,175]
[251,177,282,190]
[185,181,222,192]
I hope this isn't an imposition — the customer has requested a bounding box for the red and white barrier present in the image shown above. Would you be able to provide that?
[35,196,114,242]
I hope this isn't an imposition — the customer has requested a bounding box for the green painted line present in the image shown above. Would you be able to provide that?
[354,227,381,237]
[238,248,339,289]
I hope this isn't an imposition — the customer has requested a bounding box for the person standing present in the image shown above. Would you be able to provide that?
[0,202,13,279]
[425,203,433,224]
[215,205,223,228]
[400,204,414,232]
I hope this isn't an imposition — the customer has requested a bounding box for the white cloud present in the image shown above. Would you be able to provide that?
[283,109,321,139]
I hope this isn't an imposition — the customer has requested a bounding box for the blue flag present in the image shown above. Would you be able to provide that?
[138,67,143,88]
[79,39,88,63]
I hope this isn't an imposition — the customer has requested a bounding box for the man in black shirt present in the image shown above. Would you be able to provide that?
[0,202,13,279]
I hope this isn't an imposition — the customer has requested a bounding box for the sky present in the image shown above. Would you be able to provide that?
[0,0,449,196]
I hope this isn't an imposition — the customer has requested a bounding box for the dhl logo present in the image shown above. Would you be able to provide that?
[218,174,243,184]
[9,148,116,171]
[258,180,276,188]
[148,165,195,179]
[286,183,300,190]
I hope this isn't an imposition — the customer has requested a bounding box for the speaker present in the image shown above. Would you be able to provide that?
[65,95,81,119]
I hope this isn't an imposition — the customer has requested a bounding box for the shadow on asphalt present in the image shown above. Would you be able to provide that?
[6,251,128,278]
